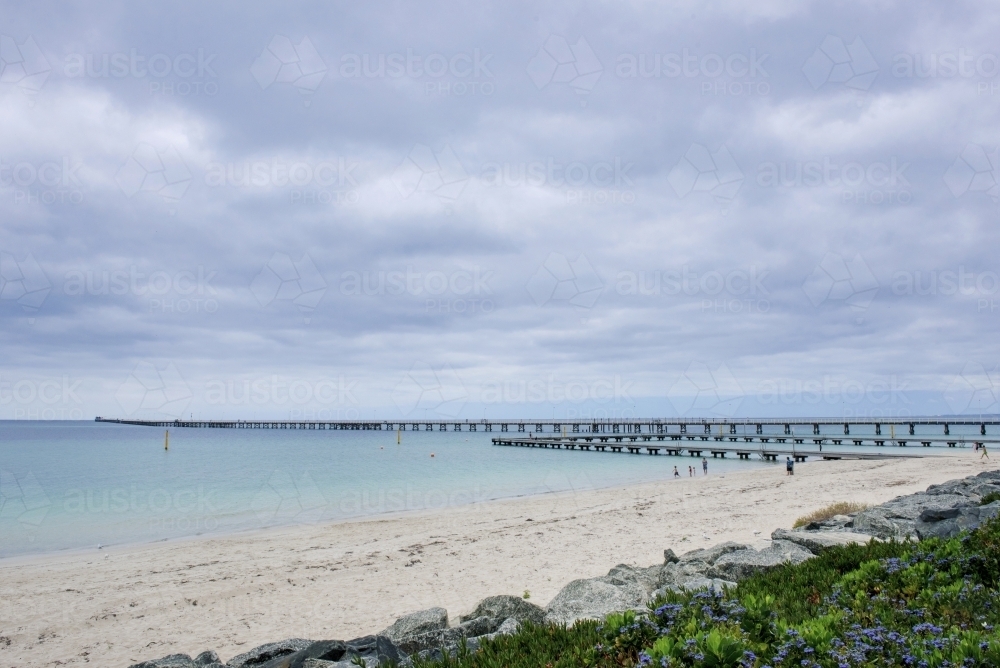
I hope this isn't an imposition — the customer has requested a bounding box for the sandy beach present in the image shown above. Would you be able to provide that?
[0,453,993,667]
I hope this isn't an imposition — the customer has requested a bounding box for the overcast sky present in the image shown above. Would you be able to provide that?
[0,1,998,422]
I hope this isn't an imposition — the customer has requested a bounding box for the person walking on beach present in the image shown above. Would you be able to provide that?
[673,466,680,477]
[982,444,990,460]
[786,457,794,475]
[702,457,708,475]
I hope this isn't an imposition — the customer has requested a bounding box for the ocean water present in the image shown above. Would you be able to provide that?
[0,421,778,558]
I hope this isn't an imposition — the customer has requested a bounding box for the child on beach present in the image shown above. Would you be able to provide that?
[786,457,794,475]
[673,466,680,477]
[982,444,990,460]
[702,457,708,475]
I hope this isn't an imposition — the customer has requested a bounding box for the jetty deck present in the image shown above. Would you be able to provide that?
[489,435,952,461]
[95,416,999,437]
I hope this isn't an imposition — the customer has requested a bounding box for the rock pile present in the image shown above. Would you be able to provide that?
[129,469,1000,668]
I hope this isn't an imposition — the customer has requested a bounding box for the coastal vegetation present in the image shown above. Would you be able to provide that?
[792,502,871,529]
[980,491,1000,506]
[414,516,1000,667]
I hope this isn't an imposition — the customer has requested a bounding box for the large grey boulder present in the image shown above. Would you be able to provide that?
[603,563,661,594]
[771,528,875,554]
[925,471,1000,500]
[128,650,224,668]
[657,561,734,592]
[915,501,1000,540]
[644,542,751,595]
[677,541,749,566]
[544,571,649,626]
[378,607,449,652]
[227,639,314,667]
[850,471,1000,540]
[129,655,199,668]
[800,514,855,531]
[459,595,545,627]
[707,540,814,582]
[492,617,520,637]
[390,616,493,656]
[543,562,664,626]
[256,641,347,668]
[408,635,483,666]
[853,491,975,539]
[255,637,402,668]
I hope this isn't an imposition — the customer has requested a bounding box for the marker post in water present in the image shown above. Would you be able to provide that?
[164,430,169,450]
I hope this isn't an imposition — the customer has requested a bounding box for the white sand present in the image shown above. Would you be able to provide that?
[0,453,993,667]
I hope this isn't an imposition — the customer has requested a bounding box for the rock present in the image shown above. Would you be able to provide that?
[652,576,734,599]
[344,636,404,667]
[851,507,914,539]
[128,650,223,667]
[544,576,648,626]
[603,563,661,595]
[255,637,402,668]
[925,474,1000,500]
[707,540,814,582]
[677,541,749,565]
[449,616,495,640]
[378,607,449,651]
[227,639,313,667]
[256,641,346,668]
[802,514,855,531]
[459,595,545,627]
[852,491,976,539]
[129,655,197,668]
[658,561,731,590]
[493,617,520,636]
[390,616,492,656]
[406,636,488,668]
[543,560,669,626]
[646,542,752,593]
[915,501,1000,540]
[771,528,875,554]
[195,652,222,666]
[403,625,488,665]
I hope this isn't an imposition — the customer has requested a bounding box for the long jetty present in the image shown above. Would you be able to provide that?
[96,416,998,437]
[490,433,992,462]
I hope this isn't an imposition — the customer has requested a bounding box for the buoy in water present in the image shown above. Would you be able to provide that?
[430,453,435,458]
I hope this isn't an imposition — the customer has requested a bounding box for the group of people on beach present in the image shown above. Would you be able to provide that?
[674,457,709,478]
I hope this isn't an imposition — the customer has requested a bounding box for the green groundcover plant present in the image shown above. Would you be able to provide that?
[413,515,1000,668]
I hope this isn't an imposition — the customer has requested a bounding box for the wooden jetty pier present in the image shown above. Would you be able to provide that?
[489,435,960,462]
[95,416,999,437]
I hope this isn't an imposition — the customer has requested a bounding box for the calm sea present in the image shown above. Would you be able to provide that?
[1,420,977,558]
[0,420,778,558]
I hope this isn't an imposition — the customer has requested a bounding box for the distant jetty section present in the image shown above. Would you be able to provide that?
[489,434,978,462]
[95,416,997,438]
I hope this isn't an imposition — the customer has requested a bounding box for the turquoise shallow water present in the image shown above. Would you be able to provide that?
[0,421,778,558]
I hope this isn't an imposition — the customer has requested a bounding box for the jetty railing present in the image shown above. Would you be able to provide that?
[95,416,999,437]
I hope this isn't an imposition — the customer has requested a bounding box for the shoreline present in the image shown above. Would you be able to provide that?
[0,460,755,566]
[0,478,654,567]
[0,444,782,565]
[1,453,992,667]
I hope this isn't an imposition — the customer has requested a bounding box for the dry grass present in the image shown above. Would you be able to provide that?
[793,501,871,528]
